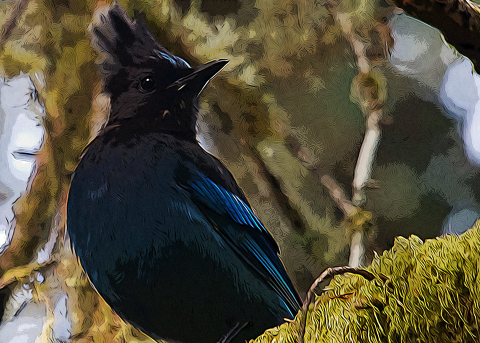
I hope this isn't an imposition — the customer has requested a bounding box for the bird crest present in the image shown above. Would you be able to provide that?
[89,2,190,83]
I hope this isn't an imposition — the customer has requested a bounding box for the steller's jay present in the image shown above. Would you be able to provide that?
[67,3,301,343]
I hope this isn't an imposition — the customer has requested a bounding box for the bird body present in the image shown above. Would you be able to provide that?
[67,3,301,342]
[69,129,295,342]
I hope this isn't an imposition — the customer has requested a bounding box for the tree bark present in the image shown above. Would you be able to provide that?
[390,0,480,72]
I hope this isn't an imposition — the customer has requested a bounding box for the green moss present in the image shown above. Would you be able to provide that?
[253,221,480,342]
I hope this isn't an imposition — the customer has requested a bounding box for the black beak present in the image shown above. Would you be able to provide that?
[167,59,229,97]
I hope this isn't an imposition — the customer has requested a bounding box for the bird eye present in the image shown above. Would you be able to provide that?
[140,77,156,92]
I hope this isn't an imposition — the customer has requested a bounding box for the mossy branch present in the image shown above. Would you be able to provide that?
[252,221,480,342]
[298,266,376,343]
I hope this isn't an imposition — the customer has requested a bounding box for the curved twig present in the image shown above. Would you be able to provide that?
[298,266,375,343]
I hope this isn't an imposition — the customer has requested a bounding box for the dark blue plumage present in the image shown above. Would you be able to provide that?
[67,3,301,342]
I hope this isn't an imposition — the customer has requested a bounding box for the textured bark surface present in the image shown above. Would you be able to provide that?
[391,0,480,71]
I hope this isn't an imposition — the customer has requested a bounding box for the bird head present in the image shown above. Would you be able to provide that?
[89,2,227,140]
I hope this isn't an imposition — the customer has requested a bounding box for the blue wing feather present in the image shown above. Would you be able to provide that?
[191,177,265,231]
[186,175,301,316]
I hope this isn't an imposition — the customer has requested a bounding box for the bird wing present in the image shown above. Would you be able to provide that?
[183,174,301,316]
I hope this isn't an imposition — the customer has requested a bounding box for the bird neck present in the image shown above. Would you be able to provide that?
[103,106,198,143]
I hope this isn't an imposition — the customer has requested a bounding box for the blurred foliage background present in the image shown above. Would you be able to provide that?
[0,0,479,341]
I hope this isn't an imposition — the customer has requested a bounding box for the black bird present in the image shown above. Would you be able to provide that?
[67,3,301,343]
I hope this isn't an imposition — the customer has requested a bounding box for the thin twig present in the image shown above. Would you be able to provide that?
[0,258,57,290]
[298,266,375,343]
[348,231,364,267]
[282,133,360,218]
[337,11,376,267]
[0,0,30,51]
[284,133,374,268]
[319,173,358,217]
[324,0,391,267]
[352,110,383,206]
